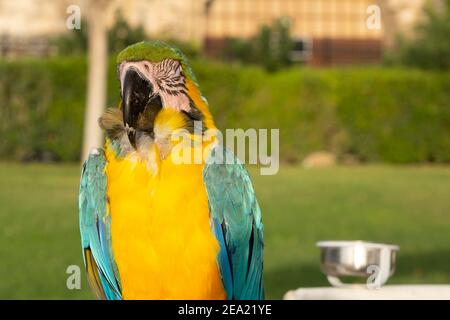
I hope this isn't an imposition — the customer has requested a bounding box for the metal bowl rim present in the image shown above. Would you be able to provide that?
[316,240,399,251]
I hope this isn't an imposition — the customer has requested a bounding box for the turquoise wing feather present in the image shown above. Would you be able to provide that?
[203,145,264,300]
[79,149,122,300]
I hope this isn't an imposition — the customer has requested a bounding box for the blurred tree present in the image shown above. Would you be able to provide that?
[50,21,88,55]
[52,10,146,56]
[108,10,146,55]
[386,0,450,70]
[51,8,199,60]
[223,17,294,71]
[81,0,110,162]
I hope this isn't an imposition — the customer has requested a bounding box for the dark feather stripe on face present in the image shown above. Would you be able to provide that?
[155,59,186,96]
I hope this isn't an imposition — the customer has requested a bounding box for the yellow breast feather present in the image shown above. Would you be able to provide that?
[104,109,225,300]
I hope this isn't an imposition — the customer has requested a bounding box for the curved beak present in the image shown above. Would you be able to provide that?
[121,68,153,148]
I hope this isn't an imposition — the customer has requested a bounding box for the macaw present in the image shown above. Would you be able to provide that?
[79,41,264,300]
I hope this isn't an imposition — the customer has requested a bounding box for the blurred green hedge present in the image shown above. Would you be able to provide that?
[0,57,449,163]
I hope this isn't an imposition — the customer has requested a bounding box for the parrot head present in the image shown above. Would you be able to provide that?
[100,40,215,159]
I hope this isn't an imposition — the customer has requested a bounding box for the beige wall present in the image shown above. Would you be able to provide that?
[0,0,71,37]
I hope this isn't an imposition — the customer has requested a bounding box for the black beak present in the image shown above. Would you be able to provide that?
[122,68,153,148]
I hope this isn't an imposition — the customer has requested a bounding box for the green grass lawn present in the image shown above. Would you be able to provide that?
[0,163,449,299]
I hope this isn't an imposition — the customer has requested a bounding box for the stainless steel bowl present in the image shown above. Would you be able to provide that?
[317,241,399,287]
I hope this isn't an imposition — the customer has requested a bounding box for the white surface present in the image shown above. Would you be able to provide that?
[284,285,450,300]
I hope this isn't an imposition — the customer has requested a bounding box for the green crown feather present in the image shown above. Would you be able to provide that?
[117,40,197,84]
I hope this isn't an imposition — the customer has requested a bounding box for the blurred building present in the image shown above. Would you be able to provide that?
[0,0,440,65]
[203,0,436,65]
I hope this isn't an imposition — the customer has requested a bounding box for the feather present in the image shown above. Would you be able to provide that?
[203,145,264,300]
[79,149,122,300]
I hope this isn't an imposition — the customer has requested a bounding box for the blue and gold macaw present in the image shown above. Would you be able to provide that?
[79,41,264,300]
